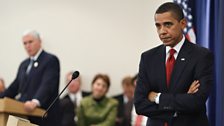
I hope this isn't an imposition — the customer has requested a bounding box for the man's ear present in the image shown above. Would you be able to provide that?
[180,18,187,30]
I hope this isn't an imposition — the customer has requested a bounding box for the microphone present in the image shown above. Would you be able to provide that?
[72,71,79,80]
[42,71,79,118]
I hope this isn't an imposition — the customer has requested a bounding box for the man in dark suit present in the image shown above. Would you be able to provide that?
[60,71,91,126]
[0,30,60,126]
[113,76,134,126]
[134,2,214,126]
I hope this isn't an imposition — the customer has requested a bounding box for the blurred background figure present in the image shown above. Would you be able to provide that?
[0,78,5,93]
[77,73,118,126]
[60,71,91,126]
[131,74,147,126]
[0,30,60,126]
[113,76,135,126]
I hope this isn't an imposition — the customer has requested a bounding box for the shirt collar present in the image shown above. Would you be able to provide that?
[166,35,185,54]
[30,48,43,61]
[123,95,129,104]
[91,95,107,106]
[68,93,75,102]
[68,90,82,102]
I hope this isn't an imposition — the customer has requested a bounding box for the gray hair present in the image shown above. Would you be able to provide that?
[22,30,41,40]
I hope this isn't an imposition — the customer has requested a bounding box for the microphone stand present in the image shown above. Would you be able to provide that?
[42,79,73,118]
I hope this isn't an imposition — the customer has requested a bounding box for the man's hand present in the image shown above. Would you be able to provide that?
[24,101,38,112]
[188,80,200,94]
[148,91,158,102]
[147,80,199,102]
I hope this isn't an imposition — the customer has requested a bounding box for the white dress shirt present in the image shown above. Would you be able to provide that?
[155,35,185,104]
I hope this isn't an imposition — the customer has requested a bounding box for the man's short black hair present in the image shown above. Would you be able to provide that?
[155,2,184,21]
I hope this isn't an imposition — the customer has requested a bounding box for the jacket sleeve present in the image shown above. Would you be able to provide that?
[33,56,60,106]
[134,53,172,120]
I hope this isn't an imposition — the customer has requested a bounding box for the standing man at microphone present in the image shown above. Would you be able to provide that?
[134,2,214,126]
[0,30,61,126]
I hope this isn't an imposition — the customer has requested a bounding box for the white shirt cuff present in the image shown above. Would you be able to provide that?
[32,99,41,107]
[155,93,161,104]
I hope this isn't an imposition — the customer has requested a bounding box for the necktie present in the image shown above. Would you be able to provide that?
[166,48,176,87]
[26,59,34,74]
[164,49,176,126]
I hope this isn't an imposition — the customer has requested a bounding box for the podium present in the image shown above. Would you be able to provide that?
[0,97,45,126]
[7,115,38,126]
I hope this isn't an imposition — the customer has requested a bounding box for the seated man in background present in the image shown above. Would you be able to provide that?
[113,76,135,126]
[60,71,91,126]
[0,30,60,126]
[0,78,5,93]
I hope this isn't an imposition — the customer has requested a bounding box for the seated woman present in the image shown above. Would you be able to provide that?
[77,74,118,126]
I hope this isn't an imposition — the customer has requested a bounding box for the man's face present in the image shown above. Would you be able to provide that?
[122,84,134,100]
[22,34,41,57]
[155,11,186,47]
[68,76,81,94]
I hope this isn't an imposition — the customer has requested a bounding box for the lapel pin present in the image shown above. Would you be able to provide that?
[181,58,185,61]
[34,62,38,67]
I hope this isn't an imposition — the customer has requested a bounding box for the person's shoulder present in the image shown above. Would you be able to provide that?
[60,95,72,106]
[21,58,30,65]
[61,94,70,100]
[82,91,91,97]
[42,50,59,60]
[112,94,123,99]
[195,44,212,54]
[187,42,213,56]
[107,97,119,106]
[80,95,92,105]
[40,51,60,66]
[141,44,164,57]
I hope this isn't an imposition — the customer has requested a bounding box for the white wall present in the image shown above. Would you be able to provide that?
[0,0,171,96]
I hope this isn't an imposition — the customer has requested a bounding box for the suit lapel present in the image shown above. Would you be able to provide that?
[169,41,193,92]
[22,51,45,92]
[28,51,45,77]
[157,46,168,92]
[19,60,30,93]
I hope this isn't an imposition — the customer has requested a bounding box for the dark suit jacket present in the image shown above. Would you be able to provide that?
[113,94,133,126]
[60,91,91,126]
[0,50,60,126]
[134,40,214,126]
